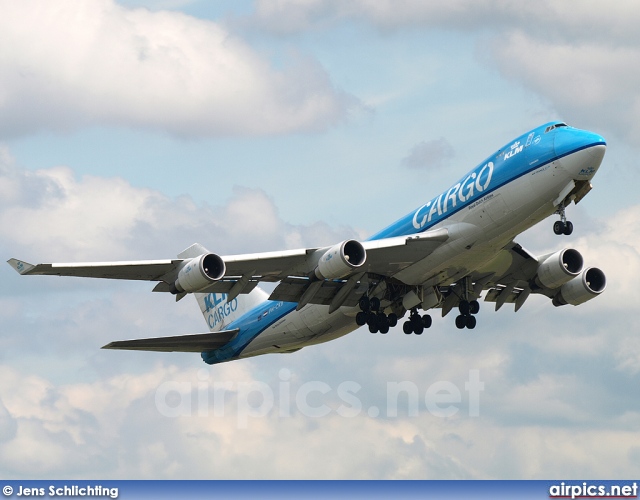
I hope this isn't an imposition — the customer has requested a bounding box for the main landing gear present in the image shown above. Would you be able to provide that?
[355,288,480,333]
[455,299,479,330]
[553,205,573,236]
[402,309,432,335]
[355,296,398,334]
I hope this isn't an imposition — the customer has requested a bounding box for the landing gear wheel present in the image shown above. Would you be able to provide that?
[466,315,477,329]
[359,296,370,311]
[553,220,565,235]
[469,300,480,315]
[458,300,470,315]
[403,321,413,334]
[414,324,424,335]
[387,313,398,327]
[422,314,432,329]
[563,220,574,235]
[410,314,422,329]
[369,324,378,334]
[369,297,381,311]
[455,315,466,329]
[377,313,388,331]
[367,312,377,327]
[356,311,367,326]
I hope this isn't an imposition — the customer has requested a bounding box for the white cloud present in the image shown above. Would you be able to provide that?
[401,138,454,170]
[0,148,361,262]
[1,144,640,478]
[486,32,640,145]
[251,0,640,38]
[570,204,640,311]
[250,0,640,146]
[0,359,639,479]
[250,0,548,33]
[0,0,354,138]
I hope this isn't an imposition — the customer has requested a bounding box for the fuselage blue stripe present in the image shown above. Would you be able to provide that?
[202,301,297,363]
[368,138,605,241]
[409,141,604,234]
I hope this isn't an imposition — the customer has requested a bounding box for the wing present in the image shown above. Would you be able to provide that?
[443,241,540,313]
[438,240,605,314]
[8,228,451,307]
[474,242,541,311]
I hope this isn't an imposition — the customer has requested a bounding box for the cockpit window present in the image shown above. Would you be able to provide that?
[545,123,568,133]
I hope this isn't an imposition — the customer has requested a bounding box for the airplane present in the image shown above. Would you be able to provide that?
[8,121,607,365]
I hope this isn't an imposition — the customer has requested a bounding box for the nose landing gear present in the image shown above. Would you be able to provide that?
[553,205,573,235]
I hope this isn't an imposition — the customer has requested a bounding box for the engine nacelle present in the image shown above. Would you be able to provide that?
[171,253,226,294]
[535,248,583,289]
[553,267,606,306]
[315,240,366,280]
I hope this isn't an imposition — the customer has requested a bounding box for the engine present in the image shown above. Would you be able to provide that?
[315,240,366,279]
[552,267,607,306]
[535,248,583,289]
[171,253,226,294]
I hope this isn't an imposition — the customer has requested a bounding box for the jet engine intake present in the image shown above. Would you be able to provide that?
[535,248,583,289]
[315,240,366,280]
[552,267,606,306]
[171,253,226,294]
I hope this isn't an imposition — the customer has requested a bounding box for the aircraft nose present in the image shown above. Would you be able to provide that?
[585,142,606,163]
[555,128,606,179]
[555,128,606,157]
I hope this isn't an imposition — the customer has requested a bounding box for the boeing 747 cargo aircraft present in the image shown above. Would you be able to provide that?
[9,122,607,365]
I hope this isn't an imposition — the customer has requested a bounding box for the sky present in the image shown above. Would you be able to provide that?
[1,0,639,479]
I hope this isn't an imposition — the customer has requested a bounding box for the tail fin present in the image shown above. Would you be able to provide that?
[178,243,268,332]
[195,288,268,332]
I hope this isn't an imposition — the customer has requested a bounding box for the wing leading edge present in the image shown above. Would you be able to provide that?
[8,258,179,280]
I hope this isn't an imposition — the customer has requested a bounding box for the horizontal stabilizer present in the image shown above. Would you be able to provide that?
[102,329,239,352]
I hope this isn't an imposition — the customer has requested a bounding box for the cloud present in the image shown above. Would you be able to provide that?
[0,0,355,138]
[0,399,17,443]
[250,1,545,34]
[1,356,639,479]
[485,31,640,145]
[0,148,362,263]
[2,144,640,478]
[401,138,454,170]
[251,1,640,38]
[250,0,640,147]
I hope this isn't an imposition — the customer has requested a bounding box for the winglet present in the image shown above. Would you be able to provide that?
[7,259,36,275]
